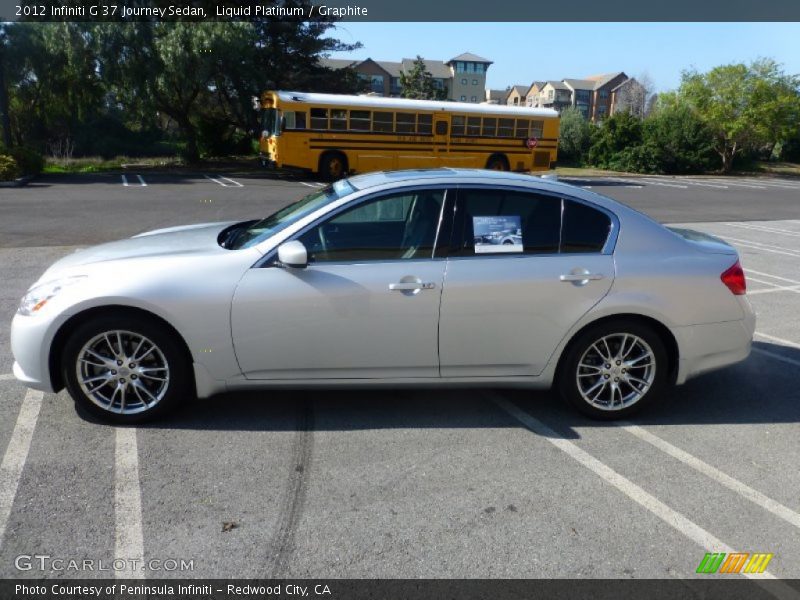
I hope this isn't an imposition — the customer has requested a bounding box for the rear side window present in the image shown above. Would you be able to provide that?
[454,189,561,256]
[561,200,612,253]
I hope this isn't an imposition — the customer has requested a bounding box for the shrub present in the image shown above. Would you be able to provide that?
[558,107,594,165]
[641,104,717,173]
[10,146,44,175]
[0,155,21,181]
[587,112,643,169]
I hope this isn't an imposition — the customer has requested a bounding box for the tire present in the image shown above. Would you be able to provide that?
[557,319,668,420]
[485,154,509,171]
[319,152,347,181]
[62,314,192,424]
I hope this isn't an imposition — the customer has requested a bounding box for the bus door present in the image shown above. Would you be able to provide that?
[433,116,451,167]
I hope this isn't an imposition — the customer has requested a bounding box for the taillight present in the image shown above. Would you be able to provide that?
[721,260,746,295]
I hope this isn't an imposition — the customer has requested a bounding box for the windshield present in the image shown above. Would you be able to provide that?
[261,108,279,136]
[229,179,356,249]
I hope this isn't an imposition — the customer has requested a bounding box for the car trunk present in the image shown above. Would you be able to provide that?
[667,227,738,255]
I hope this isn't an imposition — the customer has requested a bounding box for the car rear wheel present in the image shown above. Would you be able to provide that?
[62,315,191,423]
[557,320,668,419]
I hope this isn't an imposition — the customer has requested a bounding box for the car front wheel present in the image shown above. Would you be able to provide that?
[557,320,668,419]
[62,315,191,423]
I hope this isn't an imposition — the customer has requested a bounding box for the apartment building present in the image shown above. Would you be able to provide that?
[504,85,528,106]
[526,72,645,121]
[318,52,493,103]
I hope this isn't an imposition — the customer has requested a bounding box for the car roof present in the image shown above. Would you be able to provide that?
[347,168,574,192]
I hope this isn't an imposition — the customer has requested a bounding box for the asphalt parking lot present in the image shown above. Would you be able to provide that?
[1,172,799,582]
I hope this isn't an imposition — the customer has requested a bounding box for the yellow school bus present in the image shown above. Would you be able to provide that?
[258,91,559,180]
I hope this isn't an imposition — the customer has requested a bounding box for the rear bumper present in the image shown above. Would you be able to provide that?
[674,304,755,384]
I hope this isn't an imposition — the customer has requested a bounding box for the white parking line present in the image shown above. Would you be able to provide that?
[755,331,800,350]
[635,177,689,189]
[753,347,800,368]
[674,178,728,189]
[620,423,800,531]
[115,427,144,579]
[491,396,783,584]
[0,373,14,381]
[607,178,644,189]
[0,390,43,548]
[299,181,318,188]
[204,174,243,188]
[121,175,146,187]
[746,269,800,286]
[747,282,800,295]
[723,237,800,258]
[726,222,800,238]
[702,179,766,190]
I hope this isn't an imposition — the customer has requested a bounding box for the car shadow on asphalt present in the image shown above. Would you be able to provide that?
[109,341,800,439]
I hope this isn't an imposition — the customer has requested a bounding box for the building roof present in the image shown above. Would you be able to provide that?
[447,52,493,64]
[585,72,627,88]
[318,58,359,70]
[507,85,528,98]
[611,77,639,93]
[486,89,507,102]
[544,80,570,91]
[563,78,597,91]
[375,60,403,78]
[401,58,452,79]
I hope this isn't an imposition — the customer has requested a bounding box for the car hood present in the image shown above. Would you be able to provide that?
[45,221,241,273]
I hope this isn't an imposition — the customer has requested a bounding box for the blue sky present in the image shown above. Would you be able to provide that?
[329,23,800,92]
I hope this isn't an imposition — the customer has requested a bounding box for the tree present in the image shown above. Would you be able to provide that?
[587,111,643,168]
[0,26,11,148]
[400,56,445,100]
[614,73,654,118]
[678,59,800,172]
[558,106,593,164]
[638,95,717,173]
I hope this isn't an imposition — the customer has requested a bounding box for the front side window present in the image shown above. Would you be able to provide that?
[296,190,446,262]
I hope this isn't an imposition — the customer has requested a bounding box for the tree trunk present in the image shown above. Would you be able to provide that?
[0,55,12,149]
[176,116,199,163]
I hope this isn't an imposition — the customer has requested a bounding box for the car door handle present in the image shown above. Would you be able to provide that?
[389,282,436,291]
[560,273,605,282]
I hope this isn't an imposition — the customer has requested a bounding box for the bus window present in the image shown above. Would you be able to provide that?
[482,118,497,136]
[531,120,544,138]
[373,111,394,132]
[350,110,371,131]
[396,113,415,134]
[295,111,307,129]
[331,109,347,130]
[261,108,278,135]
[466,117,481,136]
[310,108,328,130]
[418,114,432,134]
[435,120,448,135]
[515,119,530,138]
[498,118,514,137]
[451,115,465,136]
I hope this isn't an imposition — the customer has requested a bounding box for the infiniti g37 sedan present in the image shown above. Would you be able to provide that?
[11,169,755,423]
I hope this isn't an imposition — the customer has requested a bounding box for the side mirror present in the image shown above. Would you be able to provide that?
[277,240,308,269]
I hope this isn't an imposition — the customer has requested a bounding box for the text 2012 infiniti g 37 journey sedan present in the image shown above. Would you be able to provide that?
[11,169,755,422]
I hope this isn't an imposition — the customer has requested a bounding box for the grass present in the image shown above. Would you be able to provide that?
[43,155,187,174]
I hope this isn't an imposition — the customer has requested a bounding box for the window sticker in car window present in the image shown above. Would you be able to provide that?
[473,216,523,253]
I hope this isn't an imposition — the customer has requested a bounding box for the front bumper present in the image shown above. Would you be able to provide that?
[10,312,60,393]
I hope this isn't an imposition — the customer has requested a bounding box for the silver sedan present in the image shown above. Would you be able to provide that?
[11,169,755,422]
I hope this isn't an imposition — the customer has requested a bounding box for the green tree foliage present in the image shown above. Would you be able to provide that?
[0,12,362,162]
[587,111,642,169]
[400,56,446,100]
[678,59,800,172]
[557,107,593,165]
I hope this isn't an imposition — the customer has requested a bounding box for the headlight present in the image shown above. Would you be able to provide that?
[17,276,87,316]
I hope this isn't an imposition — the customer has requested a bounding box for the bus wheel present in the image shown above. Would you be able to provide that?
[486,154,509,171]
[320,152,348,181]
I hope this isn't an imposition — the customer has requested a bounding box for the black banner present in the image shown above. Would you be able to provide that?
[2,0,800,22]
[3,579,800,600]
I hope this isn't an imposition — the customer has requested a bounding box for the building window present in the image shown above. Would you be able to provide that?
[460,95,466,101]
[461,78,467,85]
[599,89,609,99]
[472,79,478,85]
[470,96,477,102]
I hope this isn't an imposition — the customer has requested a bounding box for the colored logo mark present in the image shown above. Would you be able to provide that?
[696,552,774,574]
